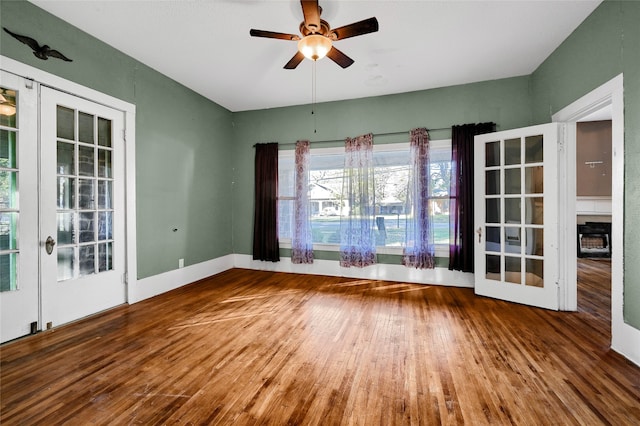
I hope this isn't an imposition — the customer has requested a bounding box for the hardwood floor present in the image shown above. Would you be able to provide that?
[1,260,639,425]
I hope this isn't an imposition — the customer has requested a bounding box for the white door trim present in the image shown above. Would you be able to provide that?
[0,55,138,309]
[553,74,639,366]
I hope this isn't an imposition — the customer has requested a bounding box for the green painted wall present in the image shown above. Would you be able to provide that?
[0,0,234,279]
[530,0,640,329]
[231,77,534,256]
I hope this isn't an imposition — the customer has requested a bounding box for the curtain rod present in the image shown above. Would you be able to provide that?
[253,127,450,148]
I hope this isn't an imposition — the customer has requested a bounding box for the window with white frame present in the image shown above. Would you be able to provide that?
[278,140,452,251]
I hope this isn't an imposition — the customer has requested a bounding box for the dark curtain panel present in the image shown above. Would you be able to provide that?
[449,122,495,272]
[253,143,280,262]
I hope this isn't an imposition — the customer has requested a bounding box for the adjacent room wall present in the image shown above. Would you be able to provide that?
[576,121,612,197]
[530,0,640,329]
[0,0,234,279]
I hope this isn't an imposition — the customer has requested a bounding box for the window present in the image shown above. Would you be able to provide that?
[278,140,452,252]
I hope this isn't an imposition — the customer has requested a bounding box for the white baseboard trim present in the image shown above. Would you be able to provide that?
[129,253,473,305]
[232,254,474,287]
[129,255,235,303]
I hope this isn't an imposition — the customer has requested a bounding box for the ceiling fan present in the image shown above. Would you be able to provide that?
[249,0,379,69]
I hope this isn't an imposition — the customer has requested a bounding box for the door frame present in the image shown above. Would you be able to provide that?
[0,56,137,323]
[552,74,639,365]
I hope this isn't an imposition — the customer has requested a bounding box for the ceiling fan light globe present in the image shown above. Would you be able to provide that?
[298,34,332,61]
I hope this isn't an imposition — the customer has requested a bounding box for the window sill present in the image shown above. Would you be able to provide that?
[279,240,450,258]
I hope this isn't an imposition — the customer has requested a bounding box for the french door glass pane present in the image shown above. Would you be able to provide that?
[504,227,521,254]
[0,253,18,291]
[485,170,500,195]
[78,179,94,209]
[0,89,17,128]
[1,130,17,168]
[526,228,544,256]
[525,135,543,163]
[97,117,112,147]
[0,212,18,250]
[505,256,521,284]
[57,142,75,175]
[486,254,500,280]
[98,212,113,241]
[98,211,112,240]
[98,149,111,178]
[57,212,75,245]
[504,138,521,165]
[79,212,95,243]
[57,247,74,281]
[525,166,544,194]
[526,258,544,287]
[98,180,112,209]
[56,177,75,209]
[525,198,543,225]
[485,226,500,252]
[504,168,521,194]
[0,171,18,209]
[486,198,500,223]
[505,198,521,223]
[485,142,500,167]
[78,145,95,176]
[78,112,94,144]
[98,242,112,272]
[79,245,95,276]
[56,106,75,140]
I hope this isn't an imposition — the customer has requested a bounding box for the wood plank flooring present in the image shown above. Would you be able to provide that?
[1,259,639,425]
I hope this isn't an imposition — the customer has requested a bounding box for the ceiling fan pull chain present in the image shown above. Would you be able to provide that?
[312,61,317,133]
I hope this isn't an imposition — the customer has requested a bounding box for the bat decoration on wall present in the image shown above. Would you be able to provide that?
[3,27,73,62]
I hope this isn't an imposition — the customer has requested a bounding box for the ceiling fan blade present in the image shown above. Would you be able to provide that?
[284,51,305,69]
[326,46,354,69]
[331,17,379,40]
[250,29,300,41]
[300,0,321,32]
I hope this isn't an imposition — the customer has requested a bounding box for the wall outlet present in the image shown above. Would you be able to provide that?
[179,258,184,268]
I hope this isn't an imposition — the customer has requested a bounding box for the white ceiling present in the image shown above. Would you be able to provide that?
[30,0,602,112]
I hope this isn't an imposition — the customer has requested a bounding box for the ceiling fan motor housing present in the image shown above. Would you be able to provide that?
[300,19,335,40]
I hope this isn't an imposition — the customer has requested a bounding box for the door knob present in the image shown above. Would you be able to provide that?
[477,227,482,243]
[45,236,56,255]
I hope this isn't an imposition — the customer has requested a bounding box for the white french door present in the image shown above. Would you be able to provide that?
[474,123,560,310]
[0,75,126,343]
[0,71,39,342]
[40,87,126,328]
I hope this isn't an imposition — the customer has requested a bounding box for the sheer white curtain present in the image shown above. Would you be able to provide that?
[339,133,377,267]
[403,128,435,269]
[291,140,314,264]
